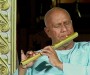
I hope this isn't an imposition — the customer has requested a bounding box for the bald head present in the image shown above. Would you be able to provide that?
[44,7,71,27]
[44,7,74,45]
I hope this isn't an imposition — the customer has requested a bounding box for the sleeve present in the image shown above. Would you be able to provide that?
[87,66,90,75]
[63,42,90,75]
[63,63,87,75]
[87,44,90,75]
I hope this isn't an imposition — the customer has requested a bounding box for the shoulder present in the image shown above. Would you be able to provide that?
[75,41,90,52]
[75,41,90,47]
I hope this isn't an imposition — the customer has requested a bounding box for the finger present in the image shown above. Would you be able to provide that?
[21,50,24,54]
[49,46,56,53]
[26,50,33,55]
[42,49,51,54]
[43,46,54,53]
[41,49,52,57]
[41,52,50,58]
[26,51,36,58]
[49,46,57,54]
[26,51,32,57]
[35,51,40,55]
[21,50,27,61]
[32,52,41,62]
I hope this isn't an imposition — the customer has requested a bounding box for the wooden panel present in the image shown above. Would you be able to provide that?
[59,0,76,3]
[75,34,90,41]
[80,0,90,3]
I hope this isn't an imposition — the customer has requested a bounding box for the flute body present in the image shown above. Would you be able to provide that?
[21,32,78,66]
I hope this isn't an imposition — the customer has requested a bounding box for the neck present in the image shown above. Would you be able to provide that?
[52,41,74,50]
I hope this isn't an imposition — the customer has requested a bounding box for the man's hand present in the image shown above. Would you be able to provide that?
[21,50,38,69]
[41,46,63,70]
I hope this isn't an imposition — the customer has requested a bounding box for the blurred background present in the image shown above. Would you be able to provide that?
[17,0,90,62]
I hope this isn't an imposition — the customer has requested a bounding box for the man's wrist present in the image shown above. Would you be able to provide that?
[20,64,27,69]
[56,62,63,70]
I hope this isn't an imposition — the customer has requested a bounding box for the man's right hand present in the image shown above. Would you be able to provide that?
[20,50,37,69]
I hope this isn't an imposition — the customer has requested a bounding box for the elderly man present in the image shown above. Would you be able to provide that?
[14,7,90,75]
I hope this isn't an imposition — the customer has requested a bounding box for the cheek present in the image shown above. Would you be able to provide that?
[50,29,60,37]
[67,26,74,32]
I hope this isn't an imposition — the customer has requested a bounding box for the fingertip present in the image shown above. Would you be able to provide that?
[21,50,24,54]
[40,51,43,55]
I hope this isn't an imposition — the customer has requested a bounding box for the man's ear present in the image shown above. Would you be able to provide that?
[44,27,51,38]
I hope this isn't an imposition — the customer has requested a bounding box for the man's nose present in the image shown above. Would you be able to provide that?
[61,25,67,32]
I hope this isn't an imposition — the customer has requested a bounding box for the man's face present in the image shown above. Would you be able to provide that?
[45,11,74,44]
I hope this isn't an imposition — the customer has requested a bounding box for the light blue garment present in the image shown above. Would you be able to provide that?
[13,42,90,75]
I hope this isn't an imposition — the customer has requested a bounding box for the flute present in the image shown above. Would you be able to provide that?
[21,32,78,66]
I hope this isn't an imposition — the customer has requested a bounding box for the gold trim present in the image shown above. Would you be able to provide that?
[0,0,16,74]
[11,0,16,74]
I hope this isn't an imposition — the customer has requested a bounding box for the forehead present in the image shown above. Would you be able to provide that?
[49,10,70,20]
[52,12,70,22]
[45,11,71,26]
[44,8,72,27]
[55,10,70,18]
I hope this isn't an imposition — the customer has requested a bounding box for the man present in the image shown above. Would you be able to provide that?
[14,7,90,75]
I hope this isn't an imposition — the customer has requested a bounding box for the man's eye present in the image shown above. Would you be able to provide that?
[64,22,69,25]
[64,20,72,26]
[54,25,61,28]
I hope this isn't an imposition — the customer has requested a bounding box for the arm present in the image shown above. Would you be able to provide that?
[63,63,90,75]
[18,50,37,75]
[60,42,90,75]
[18,65,27,75]
[41,44,90,75]
[41,46,63,70]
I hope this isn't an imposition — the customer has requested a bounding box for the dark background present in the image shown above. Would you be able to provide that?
[17,0,90,63]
